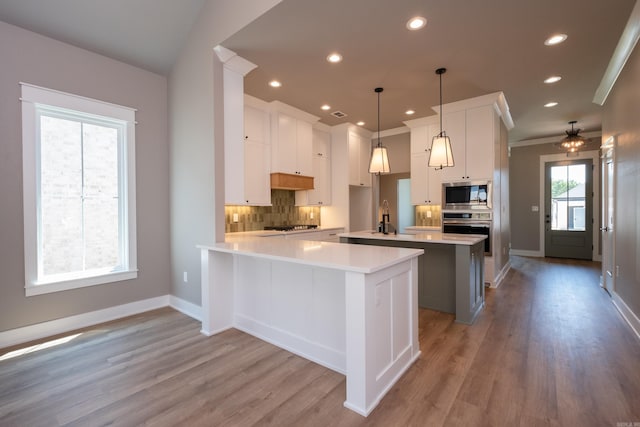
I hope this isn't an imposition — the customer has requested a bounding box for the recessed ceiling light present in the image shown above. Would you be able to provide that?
[407,17,427,30]
[544,102,558,108]
[269,80,282,88]
[321,104,331,111]
[544,34,567,46]
[544,75,562,84]
[326,53,342,63]
[405,110,415,115]
[357,121,365,126]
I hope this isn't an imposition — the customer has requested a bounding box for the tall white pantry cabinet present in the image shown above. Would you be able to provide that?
[406,92,514,287]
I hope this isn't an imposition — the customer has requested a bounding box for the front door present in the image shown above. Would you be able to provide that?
[601,146,615,293]
[544,159,593,259]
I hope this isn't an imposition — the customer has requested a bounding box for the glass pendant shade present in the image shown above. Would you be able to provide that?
[428,133,454,169]
[369,146,391,174]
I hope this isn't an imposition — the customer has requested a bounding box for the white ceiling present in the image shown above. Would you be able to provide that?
[0,0,635,142]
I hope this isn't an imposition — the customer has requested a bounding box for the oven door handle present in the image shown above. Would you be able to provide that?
[442,221,491,227]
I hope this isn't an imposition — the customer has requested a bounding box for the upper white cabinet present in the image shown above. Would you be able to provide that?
[435,96,509,183]
[348,131,371,187]
[270,101,318,177]
[242,102,271,205]
[406,120,441,205]
[296,128,332,206]
[225,95,272,206]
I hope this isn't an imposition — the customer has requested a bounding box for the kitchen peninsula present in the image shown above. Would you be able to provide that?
[339,230,486,324]
[198,238,422,417]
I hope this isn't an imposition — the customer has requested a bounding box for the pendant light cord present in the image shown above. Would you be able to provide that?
[377,89,381,147]
[439,71,443,136]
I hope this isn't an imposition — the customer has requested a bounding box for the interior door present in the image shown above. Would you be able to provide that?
[601,147,615,293]
[544,159,593,259]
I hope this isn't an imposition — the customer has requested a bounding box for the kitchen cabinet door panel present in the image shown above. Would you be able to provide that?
[465,105,494,181]
[439,110,467,182]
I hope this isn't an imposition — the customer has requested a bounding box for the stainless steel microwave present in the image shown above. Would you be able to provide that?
[443,181,492,210]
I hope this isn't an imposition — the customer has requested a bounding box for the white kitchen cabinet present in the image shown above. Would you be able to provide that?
[438,107,493,182]
[225,92,271,205]
[409,122,441,205]
[271,102,317,177]
[296,129,332,206]
[348,131,371,187]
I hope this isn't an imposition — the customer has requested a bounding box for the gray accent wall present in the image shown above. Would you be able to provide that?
[168,0,282,305]
[602,40,640,321]
[509,138,601,253]
[0,21,170,331]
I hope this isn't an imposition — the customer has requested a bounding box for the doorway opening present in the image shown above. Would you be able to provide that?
[544,158,593,259]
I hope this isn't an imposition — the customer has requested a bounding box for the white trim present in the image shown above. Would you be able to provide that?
[432,91,514,130]
[21,83,137,296]
[0,296,169,349]
[25,270,138,297]
[510,249,544,257]
[611,291,640,342]
[20,82,136,120]
[489,260,511,288]
[538,151,600,260]
[593,1,640,105]
[169,296,202,321]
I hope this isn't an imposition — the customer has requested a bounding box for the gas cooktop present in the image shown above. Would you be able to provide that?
[264,224,318,232]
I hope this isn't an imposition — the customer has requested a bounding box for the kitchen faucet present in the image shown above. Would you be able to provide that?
[379,199,396,235]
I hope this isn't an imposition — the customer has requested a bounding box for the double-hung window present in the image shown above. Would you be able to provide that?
[21,83,137,296]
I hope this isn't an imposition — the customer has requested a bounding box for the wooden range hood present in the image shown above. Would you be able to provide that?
[270,173,314,190]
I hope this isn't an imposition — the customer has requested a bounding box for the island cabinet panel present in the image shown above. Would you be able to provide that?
[339,232,485,325]
[199,241,421,417]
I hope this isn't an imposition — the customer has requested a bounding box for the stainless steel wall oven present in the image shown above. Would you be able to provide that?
[442,211,492,255]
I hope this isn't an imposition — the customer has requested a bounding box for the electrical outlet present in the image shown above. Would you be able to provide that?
[616,265,620,277]
[232,213,238,223]
[183,271,188,283]
[426,211,432,218]
[310,211,314,219]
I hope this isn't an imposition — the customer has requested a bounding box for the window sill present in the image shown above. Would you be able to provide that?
[25,270,138,297]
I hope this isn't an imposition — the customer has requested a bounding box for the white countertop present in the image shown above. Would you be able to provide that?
[339,230,487,246]
[198,238,423,274]
[225,227,344,240]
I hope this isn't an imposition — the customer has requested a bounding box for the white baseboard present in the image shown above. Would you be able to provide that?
[611,291,640,341]
[510,249,543,257]
[490,260,511,289]
[0,295,170,349]
[169,295,202,321]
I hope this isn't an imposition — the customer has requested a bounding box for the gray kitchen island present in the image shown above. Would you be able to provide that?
[339,230,486,325]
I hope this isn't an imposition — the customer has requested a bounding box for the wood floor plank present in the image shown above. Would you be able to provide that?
[1,256,639,426]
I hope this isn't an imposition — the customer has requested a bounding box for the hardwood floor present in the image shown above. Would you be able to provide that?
[1,256,639,426]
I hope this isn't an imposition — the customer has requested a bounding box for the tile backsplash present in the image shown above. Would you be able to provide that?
[225,190,321,232]
[415,205,442,227]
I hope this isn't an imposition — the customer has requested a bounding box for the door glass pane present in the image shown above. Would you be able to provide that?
[550,164,586,231]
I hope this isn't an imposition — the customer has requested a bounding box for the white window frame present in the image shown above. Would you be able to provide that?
[21,83,137,296]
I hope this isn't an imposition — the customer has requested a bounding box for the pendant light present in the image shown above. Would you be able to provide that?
[368,87,391,174]
[428,68,454,169]
[559,120,586,154]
